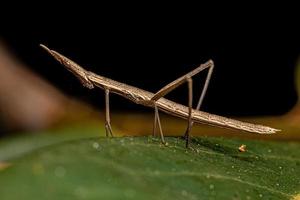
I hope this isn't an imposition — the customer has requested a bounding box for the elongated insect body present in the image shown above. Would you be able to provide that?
[40,44,280,137]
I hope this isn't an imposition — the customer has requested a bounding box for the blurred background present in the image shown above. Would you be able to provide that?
[0,7,299,139]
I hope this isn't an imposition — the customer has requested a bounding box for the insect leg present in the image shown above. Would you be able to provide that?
[105,88,113,137]
[151,60,214,147]
[184,77,193,148]
[184,61,214,140]
[154,103,166,144]
[185,63,214,144]
[195,62,214,110]
[152,108,157,136]
[151,60,214,101]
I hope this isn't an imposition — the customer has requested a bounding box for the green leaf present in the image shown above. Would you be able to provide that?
[0,124,103,161]
[0,133,299,200]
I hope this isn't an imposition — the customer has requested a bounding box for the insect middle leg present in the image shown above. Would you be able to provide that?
[105,89,113,137]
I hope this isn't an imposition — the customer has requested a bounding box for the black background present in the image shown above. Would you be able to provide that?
[1,5,299,117]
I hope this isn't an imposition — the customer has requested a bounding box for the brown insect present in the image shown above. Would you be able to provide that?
[40,44,280,148]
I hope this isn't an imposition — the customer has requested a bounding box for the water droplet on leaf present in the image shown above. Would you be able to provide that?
[93,142,100,149]
[267,149,272,153]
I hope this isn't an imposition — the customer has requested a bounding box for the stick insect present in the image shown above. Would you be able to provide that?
[40,44,280,148]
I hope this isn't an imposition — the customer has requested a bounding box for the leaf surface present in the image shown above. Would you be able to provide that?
[0,133,299,200]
